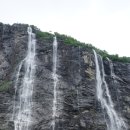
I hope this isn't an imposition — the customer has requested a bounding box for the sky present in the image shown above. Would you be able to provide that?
[0,0,130,56]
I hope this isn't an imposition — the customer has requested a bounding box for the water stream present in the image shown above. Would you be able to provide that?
[93,50,127,130]
[13,26,36,130]
[52,36,58,130]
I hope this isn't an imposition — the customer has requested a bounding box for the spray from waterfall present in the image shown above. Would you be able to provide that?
[13,26,36,130]
[93,50,127,130]
[52,36,58,130]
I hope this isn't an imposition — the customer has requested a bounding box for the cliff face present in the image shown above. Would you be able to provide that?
[0,23,130,130]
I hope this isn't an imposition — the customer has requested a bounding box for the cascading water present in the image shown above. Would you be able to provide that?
[93,50,127,130]
[107,58,115,77]
[52,36,58,130]
[13,26,36,130]
[107,58,124,82]
[12,60,24,120]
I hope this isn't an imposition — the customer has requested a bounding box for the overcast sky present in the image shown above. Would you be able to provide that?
[0,0,130,56]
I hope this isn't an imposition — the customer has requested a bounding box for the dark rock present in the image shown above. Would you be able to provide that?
[0,22,129,130]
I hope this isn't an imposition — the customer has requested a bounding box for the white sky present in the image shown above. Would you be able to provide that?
[0,0,130,56]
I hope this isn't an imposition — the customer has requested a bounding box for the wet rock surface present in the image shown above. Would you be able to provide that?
[0,23,130,130]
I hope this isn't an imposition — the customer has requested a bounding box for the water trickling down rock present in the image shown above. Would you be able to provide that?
[13,26,36,130]
[0,23,130,130]
[94,50,127,130]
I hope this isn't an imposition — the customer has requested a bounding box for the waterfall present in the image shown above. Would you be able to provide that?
[12,60,24,120]
[107,58,124,83]
[93,50,127,130]
[13,26,36,130]
[52,36,58,130]
[107,58,115,77]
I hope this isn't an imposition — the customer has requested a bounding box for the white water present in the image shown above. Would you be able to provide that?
[93,50,127,130]
[13,27,36,130]
[12,60,24,120]
[52,36,58,130]
[107,58,115,77]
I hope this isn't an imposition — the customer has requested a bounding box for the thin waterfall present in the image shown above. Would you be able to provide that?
[107,58,124,82]
[107,58,115,77]
[93,50,127,130]
[52,36,58,130]
[12,60,24,120]
[13,26,36,130]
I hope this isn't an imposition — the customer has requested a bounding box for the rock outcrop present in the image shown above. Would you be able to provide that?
[0,23,130,130]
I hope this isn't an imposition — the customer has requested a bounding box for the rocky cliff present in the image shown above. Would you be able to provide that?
[0,23,130,130]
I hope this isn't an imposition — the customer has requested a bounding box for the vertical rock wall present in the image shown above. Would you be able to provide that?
[0,23,129,130]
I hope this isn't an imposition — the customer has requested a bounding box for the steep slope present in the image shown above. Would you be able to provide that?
[0,23,130,130]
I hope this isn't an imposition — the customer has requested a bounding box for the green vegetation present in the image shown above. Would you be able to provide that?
[98,51,130,63]
[55,32,84,47]
[36,31,54,42]
[34,27,130,63]
[0,81,11,92]
[55,33,130,63]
